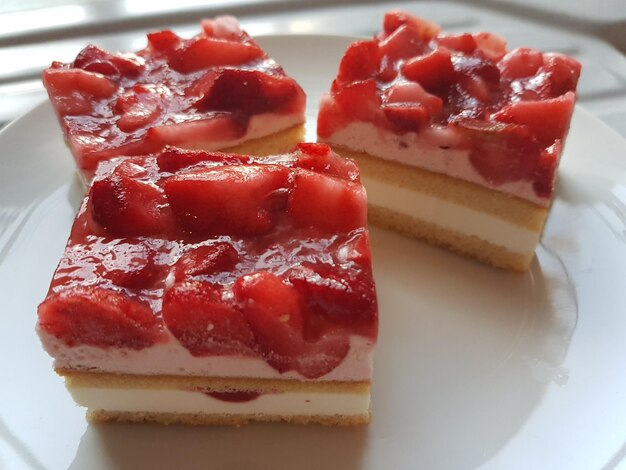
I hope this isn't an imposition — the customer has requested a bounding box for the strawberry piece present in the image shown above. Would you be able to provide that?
[334,79,380,121]
[233,271,305,358]
[201,16,244,40]
[101,241,160,289]
[384,81,443,117]
[377,55,398,82]
[533,143,560,198]
[379,24,427,61]
[295,143,360,181]
[382,11,441,39]
[473,32,507,61]
[156,146,249,173]
[174,242,239,282]
[195,69,302,115]
[335,229,372,268]
[73,44,144,79]
[337,40,380,83]
[163,281,255,356]
[402,48,455,93]
[42,68,117,115]
[164,164,292,236]
[147,116,241,146]
[147,30,182,55]
[316,94,350,139]
[492,92,575,146]
[169,37,265,73]
[114,84,162,132]
[437,33,477,54]
[453,55,501,85]
[542,53,582,97]
[38,286,162,349]
[89,162,169,236]
[456,119,541,185]
[289,263,377,326]
[288,170,367,233]
[498,48,544,79]
[294,333,350,379]
[382,103,429,132]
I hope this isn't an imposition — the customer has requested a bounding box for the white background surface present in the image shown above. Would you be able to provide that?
[1,35,626,469]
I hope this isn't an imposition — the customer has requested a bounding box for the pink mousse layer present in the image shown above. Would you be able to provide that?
[39,331,375,382]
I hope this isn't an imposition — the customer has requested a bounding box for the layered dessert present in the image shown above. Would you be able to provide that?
[43,16,306,180]
[37,143,378,425]
[318,11,581,271]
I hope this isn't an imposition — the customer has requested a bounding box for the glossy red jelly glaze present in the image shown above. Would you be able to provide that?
[38,144,377,379]
[42,17,306,175]
[201,390,262,403]
[318,11,581,198]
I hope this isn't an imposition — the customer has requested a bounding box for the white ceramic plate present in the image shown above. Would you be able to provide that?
[1,34,626,470]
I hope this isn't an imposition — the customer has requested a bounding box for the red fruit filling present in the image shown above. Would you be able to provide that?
[317,11,581,198]
[40,147,377,379]
[42,17,305,175]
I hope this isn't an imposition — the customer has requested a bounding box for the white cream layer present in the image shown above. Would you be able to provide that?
[363,176,542,255]
[322,120,549,207]
[40,333,375,382]
[69,387,370,417]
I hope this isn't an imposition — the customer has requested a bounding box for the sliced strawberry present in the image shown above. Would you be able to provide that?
[174,242,239,282]
[379,24,427,61]
[382,11,441,40]
[456,119,541,185]
[288,170,367,233]
[542,53,582,97]
[73,44,145,79]
[233,271,305,358]
[163,281,255,356]
[169,37,265,73]
[114,84,162,132]
[295,143,360,181]
[43,68,117,115]
[377,55,398,82]
[498,48,544,79]
[473,32,507,61]
[382,103,429,132]
[201,16,244,40]
[437,33,477,54]
[195,69,302,115]
[337,40,380,83]
[533,143,560,198]
[147,30,182,55]
[334,79,380,121]
[335,229,372,268]
[101,240,160,289]
[402,48,455,93]
[492,92,575,146]
[156,146,249,173]
[316,94,350,139]
[294,333,350,379]
[38,286,162,349]
[453,55,501,85]
[146,116,241,146]
[289,263,377,326]
[384,81,443,117]
[164,164,292,236]
[89,162,169,236]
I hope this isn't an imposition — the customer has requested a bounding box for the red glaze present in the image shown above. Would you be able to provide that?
[42,17,305,176]
[317,11,581,198]
[38,146,378,379]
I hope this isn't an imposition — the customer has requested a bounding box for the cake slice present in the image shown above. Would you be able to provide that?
[37,143,377,426]
[317,11,581,271]
[43,16,306,181]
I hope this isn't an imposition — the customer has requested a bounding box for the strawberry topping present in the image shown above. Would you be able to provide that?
[41,147,377,379]
[318,11,581,199]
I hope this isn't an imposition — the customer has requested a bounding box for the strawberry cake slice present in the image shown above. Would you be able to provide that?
[43,16,306,181]
[318,11,581,271]
[37,143,377,426]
